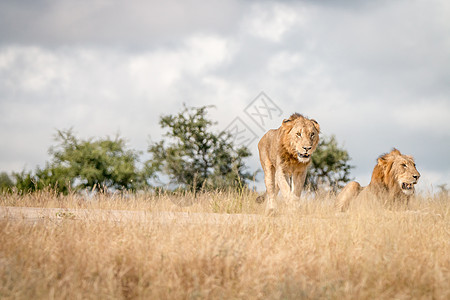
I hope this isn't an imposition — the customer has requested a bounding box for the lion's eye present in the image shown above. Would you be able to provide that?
[401,163,407,168]
[296,132,302,138]
[310,132,315,139]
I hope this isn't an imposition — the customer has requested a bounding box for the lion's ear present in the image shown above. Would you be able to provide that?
[376,156,390,174]
[311,119,320,133]
[377,156,386,166]
[282,118,294,131]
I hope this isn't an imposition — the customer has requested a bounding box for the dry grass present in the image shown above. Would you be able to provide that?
[0,190,449,299]
[0,188,264,214]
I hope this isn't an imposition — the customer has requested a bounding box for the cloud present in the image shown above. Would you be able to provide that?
[303,0,450,100]
[267,51,305,74]
[0,0,449,190]
[0,0,244,49]
[0,34,235,171]
[242,2,302,42]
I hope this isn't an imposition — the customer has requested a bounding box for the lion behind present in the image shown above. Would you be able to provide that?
[336,148,420,211]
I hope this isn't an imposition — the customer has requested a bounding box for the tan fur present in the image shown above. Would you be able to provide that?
[257,113,320,214]
[336,149,420,211]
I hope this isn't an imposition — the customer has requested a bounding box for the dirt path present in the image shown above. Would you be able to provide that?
[0,206,264,225]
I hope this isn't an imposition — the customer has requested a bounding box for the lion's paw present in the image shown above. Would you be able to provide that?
[265,201,277,216]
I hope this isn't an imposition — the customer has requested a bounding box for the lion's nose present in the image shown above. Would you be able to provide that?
[413,174,420,180]
[303,146,312,152]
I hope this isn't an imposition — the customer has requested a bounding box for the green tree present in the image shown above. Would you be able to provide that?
[147,105,253,191]
[305,135,353,191]
[12,169,54,193]
[49,129,147,192]
[14,130,147,194]
[12,165,76,194]
[0,172,14,192]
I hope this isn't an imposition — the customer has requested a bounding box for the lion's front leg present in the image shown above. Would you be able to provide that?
[263,166,277,213]
[275,167,299,204]
[292,171,307,198]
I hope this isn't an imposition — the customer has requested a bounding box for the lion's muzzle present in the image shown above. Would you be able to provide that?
[297,152,311,163]
[401,181,418,195]
[298,153,310,159]
[401,182,414,190]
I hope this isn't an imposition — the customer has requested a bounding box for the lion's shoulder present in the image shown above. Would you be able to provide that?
[258,128,280,151]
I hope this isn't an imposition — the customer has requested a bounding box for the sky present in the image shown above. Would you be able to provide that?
[1,0,449,192]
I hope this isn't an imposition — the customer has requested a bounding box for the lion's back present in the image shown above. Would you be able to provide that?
[258,129,280,164]
[336,181,362,211]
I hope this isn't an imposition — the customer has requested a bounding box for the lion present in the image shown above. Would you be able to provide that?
[257,113,320,213]
[336,148,420,211]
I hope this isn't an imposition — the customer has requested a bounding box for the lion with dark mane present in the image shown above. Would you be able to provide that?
[257,113,320,214]
[336,148,420,211]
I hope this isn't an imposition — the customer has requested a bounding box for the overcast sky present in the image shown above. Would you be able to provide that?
[1,0,449,192]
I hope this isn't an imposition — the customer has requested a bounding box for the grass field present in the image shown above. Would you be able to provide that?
[0,190,449,299]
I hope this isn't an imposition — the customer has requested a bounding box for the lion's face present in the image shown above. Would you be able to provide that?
[377,149,420,196]
[282,115,320,163]
[393,156,420,195]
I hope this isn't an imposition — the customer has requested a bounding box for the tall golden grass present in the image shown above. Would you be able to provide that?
[0,189,449,299]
